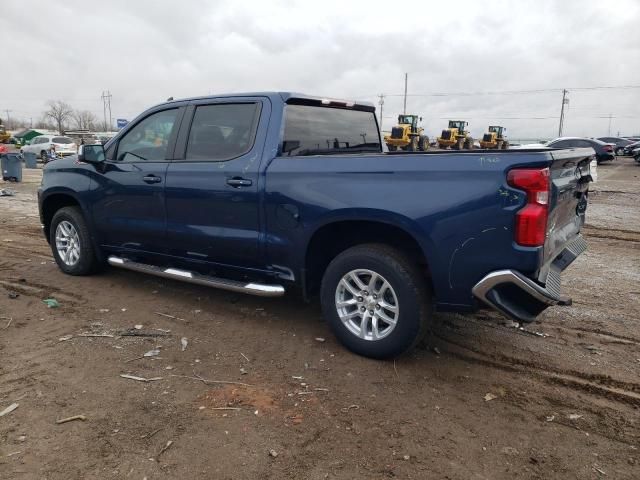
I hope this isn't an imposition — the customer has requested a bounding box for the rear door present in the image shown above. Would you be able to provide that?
[90,107,183,255]
[164,97,269,270]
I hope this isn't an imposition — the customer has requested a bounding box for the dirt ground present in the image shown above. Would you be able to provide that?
[1,156,639,480]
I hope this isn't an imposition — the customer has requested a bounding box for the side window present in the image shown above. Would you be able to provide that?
[185,103,260,161]
[550,140,566,148]
[116,109,178,162]
[579,140,594,148]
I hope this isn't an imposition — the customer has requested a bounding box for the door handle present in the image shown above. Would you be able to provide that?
[143,175,162,184]
[226,177,253,187]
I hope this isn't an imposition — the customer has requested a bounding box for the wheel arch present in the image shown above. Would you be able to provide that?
[41,190,89,243]
[303,211,434,297]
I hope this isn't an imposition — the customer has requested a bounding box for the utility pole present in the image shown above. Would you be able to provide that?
[101,91,113,131]
[4,109,11,128]
[607,113,612,136]
[403,73,408,115]
[377,94,385,131]
[558,89,568,137]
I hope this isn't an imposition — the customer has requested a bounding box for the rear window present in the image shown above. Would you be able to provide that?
[53,137,73,144]
[281,105,380,156]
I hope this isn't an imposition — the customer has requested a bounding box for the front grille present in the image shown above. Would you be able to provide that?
[440,130,451,140]
[391,127,404,139]
[483,134,493,142]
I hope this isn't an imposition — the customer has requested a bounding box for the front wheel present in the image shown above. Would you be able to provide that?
[40,150,48,163]
[387,144,398,152]
[50,206,100,275]
[320,244,431,359]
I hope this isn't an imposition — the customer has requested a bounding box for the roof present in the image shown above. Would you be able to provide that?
[162,92,376,110]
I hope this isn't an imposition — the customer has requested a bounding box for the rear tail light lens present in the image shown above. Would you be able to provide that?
[507,168,550,247]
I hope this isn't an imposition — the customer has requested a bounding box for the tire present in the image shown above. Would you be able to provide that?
[405,138,417,152]
[49,206,100,275]
[615,147,623,156]
[320,244,431,359]
[418,135,429,151]
[502,141,509,150]
[40,150,48,163]
[387,145,398,152]
[464,137,474,150]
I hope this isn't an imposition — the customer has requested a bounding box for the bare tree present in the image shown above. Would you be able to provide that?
[72,109,98,131]
[44,100,74,134]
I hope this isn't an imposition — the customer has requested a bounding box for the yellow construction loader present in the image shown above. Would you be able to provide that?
[479,126,509,149]
[384,114,429,152]
[437,120,473,150]
[0,120,10,144]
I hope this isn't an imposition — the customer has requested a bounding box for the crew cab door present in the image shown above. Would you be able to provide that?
[164,98,269,270]
[90,107,183,254]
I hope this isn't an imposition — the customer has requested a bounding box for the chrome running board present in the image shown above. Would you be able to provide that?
[108,256,285,297]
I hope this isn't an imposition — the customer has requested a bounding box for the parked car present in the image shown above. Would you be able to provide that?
[547,137,614,163]
[597,136,634,156]
[21,135,77,162]
[622,140,640,156]
[38,92,595,358]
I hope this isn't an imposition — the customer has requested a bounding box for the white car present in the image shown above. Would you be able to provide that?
[21,135,78,162]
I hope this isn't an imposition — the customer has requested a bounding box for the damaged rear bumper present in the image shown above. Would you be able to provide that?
[472,235,587,323]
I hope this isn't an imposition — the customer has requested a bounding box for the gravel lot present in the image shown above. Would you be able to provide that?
[1,156,639,479]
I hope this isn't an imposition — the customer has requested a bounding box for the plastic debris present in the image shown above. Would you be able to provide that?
[42,298,60,308]
[58,334,73,342]
[181,337,188,351]
[144,348,161,358]
[484,393,497,402]
[315,337,325,343]
[134,324,143,330]
[8,292,19,299]
[269,449,278,458]
[568,413,583,420]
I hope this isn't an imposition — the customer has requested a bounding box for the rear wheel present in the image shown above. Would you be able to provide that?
[418,135,429,151]
[502,141,509,150]
[50,206,100,275]
[387,144,397,152]
[464,137,474,150]
[40,150,48,163]
[454,138,464,150]
[615,147,624,156]
[320,244,431,359]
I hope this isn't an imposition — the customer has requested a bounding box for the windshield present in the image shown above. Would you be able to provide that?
[281,104,381,156]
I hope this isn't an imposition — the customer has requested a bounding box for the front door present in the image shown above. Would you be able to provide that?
[164,99,268,270]
[91,107,182,255]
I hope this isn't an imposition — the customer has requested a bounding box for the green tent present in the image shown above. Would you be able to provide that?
[13,129,46,143]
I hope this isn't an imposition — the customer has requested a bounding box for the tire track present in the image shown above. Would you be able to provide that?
[433,332,640,406]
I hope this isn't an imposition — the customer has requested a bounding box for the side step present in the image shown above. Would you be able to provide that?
[108,256,285,297]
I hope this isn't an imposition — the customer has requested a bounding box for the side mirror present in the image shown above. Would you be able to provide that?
[78,144,106,164]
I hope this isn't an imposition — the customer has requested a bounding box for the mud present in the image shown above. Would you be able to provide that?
[1,158,639,479]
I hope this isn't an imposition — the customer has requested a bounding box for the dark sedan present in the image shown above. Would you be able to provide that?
[622,140,640,156]
[597,136,634,156]
[548,137,615,164]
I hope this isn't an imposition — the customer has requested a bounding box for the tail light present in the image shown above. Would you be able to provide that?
[507,167,550,247]
[603,145,613,152]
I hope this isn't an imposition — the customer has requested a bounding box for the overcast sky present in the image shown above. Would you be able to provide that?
[3,0,639,139]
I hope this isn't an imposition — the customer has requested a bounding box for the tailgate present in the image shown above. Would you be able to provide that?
[539,147,595,281]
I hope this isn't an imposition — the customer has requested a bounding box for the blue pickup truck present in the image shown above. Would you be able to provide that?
[38,92,594,358]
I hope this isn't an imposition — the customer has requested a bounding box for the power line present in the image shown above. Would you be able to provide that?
[359,84,640,99]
